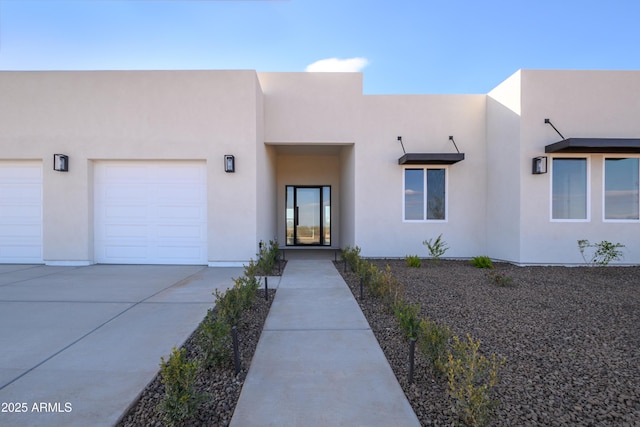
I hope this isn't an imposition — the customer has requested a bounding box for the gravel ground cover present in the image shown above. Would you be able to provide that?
[337,259,640,426]
[117,288,275,427]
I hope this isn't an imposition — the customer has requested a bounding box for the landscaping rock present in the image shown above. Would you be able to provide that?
[338,259,640,427]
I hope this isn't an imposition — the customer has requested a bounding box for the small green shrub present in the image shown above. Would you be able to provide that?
[446,334,505,427]
[214,285,244,326]
[405,255,422,268]
[485,270,512,287]
[341,245,362,272]
[393,300,421,339]
[214,271,261,326]
[423,234,449,261]
[470,256,493,269]
[578,239,625,266]
[417,318,452,376]
[197,311,231,368]
[158,347,204,426]
[243,258,260,280]
[257,239,280,275]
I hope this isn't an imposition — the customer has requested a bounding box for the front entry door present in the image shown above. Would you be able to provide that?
[286,186,331,246]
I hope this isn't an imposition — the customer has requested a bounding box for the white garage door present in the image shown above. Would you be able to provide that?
[0,161,43,263]
[94,161,207,265]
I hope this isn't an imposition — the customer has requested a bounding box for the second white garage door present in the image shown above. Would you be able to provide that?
[94,161,207,265]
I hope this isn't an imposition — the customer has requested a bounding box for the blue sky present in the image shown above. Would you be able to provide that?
[1,0,639,94]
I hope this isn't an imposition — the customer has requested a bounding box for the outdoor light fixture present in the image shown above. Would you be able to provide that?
[53,154,69,172]
[224,155,235,173]
[532,156,548,174]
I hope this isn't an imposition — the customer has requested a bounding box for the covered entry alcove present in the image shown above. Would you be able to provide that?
[270,143,354,251]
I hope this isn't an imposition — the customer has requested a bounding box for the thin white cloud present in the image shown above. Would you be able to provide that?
[305,57,369,72]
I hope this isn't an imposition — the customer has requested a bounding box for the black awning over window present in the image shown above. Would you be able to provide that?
[398,153,465,165]
[545,138,640,154]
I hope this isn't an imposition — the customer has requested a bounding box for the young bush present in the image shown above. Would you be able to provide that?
[446,334,505,427]
[341,245,362,273]
[257,239,280,275]
[405,255,422,268]
[158,347,204,427]
[423,234,449,261]
[485,270,513,287]
[197,311,232,368]
[417,318,452,376]
[243,258,261,281]
[470,256,493,269]
[578,239,625,266]
[393,300,421,340]
[214,285,243,326]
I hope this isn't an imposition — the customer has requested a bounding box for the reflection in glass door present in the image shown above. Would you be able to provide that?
[286,186,331,246]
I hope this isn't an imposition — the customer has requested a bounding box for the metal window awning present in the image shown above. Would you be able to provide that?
[398,153,465,165]
[545,138,640,154]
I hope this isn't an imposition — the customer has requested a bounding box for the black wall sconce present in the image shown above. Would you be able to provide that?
[53,154,69,172]
[532,156,548,174]
[224,155,235,173]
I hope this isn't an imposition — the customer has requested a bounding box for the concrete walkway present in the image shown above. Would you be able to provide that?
[231,259,420,427]
[0,264,242,427]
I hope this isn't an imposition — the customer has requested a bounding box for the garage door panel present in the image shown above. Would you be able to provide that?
[157,245,205,261]
[104,245,150,260]
[0,244,42,259]
[104,184,149,201]
[105,205,148,220]
[95,161,207,265]
[0,224,42,237]
[157,224,205,239]
[1,204,42,220]
[104,224,150,239]
[0,161,43,263]
[156,205,204,220]
[0,184,41,200]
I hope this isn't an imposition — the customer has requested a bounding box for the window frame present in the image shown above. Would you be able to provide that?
[550,156,591,222]
[402,166,448,223]
[602,155,640,223]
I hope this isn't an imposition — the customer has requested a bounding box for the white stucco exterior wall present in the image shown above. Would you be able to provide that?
[486,70,522,262]
[355,94,487,258]
[0,70,263,264]
[1,68,638,265]
[518,70,640,264]
[258,72,362,143]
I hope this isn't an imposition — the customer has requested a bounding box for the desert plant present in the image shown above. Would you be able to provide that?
[405,255,422,268]
[470,256,493,269]
[214,268,261,327]
[393,300,422,340]
[341,245,362,272]
[257,239,280,275]
[485,270,512,287]
[578,239,625,266]
[417,318,452,376]
[243,258,260,280]
[446,334,505,427]
[197,310,232,368]
[158,347,204,426]
[423,234,449,261]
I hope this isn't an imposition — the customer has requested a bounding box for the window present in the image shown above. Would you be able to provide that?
[605,157,639,220]
[403,168,446,221]
[552,158,588,220]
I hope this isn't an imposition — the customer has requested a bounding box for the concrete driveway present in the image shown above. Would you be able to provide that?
[0,264,242,427]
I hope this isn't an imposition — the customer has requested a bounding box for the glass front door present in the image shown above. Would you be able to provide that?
[286,186,331,246]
